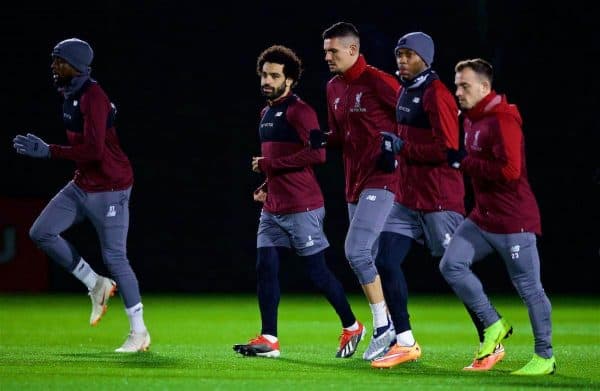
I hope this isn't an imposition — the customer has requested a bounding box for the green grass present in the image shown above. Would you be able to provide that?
[1,294,598,390]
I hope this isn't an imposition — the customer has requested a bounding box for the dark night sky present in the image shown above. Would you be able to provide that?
[1,1,598,294]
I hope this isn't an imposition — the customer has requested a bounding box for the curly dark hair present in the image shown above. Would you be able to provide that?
[256,45,303,88]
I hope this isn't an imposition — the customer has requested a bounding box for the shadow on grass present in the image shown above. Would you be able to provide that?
[278,357,598,389]
[278,356,454,375]
[58,351,182,368]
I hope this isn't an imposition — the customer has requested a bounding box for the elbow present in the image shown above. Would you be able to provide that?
[501,164,521,181]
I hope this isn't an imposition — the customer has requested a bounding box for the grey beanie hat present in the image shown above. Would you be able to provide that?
[52,38,94,73]
[394,32,434,66]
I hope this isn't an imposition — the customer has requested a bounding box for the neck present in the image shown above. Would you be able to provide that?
[61,74,91,98]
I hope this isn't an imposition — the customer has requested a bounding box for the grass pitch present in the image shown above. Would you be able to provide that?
[1,293,598,390]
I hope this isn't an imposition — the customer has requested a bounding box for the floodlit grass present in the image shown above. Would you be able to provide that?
[1,293,598,390]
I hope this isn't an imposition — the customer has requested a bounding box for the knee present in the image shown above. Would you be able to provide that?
[304,252,329,286]
[306,265,328,290]
[344,244,369,275]
[29,223,50,245]
[438,256,448,275]
[343,238,353,261]
[513,279,545,302]
[100,248,130,277]
[344,237,368,265]
[344,234,379,284]
[103,247,128,265]
[439,255,463,281]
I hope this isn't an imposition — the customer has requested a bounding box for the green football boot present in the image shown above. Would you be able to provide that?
[476,318,513,359]
[511,354,556,375]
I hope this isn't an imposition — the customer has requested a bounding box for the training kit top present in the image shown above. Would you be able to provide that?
[326,54,400,203]
[394,69,465,214]
[49,80,134,192]
[461,91,541,235]
[257,93,325,214]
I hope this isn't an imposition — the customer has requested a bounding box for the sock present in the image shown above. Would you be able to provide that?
[344,321,359,332]
[72,258,98,290]
[396,330,415,346]
[369,301,388,329]
[125,303,146,333]
[262,334,278,343]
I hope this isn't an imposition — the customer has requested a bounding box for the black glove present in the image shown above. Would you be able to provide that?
[376,133,398,173]
[309,129,329,149]
[447,148,467,169]
[380,131,404,154]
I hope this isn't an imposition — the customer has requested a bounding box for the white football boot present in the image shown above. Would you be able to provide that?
[115,330,151,353]
[89,277,117,326]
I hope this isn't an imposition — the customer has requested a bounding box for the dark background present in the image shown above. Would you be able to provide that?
[1,1,598,295]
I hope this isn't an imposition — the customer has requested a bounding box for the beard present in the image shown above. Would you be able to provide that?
[261,82,287,100]
[53,73,72,88]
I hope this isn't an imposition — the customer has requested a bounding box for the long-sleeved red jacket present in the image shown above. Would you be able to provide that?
[49,80,133,192]
[395,70,465,214]
[326,55,400,203]
[461,91,541,235]
[257,94,325,214]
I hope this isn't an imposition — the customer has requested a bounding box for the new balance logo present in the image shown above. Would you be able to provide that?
[442,233,452,248]
[383,140,393,152]
[106,205,117,217]
[510,244,520,259]
[366,195,377,201]
[305,235,315,247]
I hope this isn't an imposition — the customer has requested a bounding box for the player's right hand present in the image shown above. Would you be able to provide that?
[380,131,404,154]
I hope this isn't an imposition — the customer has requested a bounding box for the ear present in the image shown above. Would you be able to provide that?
[481,80,491,94]
[348,43,358,56]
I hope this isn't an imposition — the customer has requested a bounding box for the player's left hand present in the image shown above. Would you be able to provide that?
[13,133,50,158]
[252,156,264,173]
[380,131,404,154]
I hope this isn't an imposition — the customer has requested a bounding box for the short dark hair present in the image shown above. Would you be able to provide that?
[322,21,360,41]
[256,45,303,87]
[455,58,494,85]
